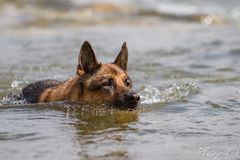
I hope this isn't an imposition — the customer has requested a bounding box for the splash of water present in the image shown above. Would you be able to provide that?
[0,93,26,105]
[140,82,199,105]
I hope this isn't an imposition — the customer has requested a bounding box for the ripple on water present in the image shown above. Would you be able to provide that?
[0,132,38,141]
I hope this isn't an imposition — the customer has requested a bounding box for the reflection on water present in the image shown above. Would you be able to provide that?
[75,110,138,134]
[73,106,139,159]
[0,0,240,160]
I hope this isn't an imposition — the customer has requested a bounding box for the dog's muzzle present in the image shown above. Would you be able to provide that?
[115,91,140,109]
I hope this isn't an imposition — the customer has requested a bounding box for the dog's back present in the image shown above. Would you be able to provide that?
[22,79,61,103]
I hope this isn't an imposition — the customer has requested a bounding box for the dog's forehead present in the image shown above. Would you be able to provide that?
[99,64,126,75]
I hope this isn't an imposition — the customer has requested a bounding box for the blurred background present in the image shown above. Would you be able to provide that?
[0,1,240,160]
[1,0,240,28]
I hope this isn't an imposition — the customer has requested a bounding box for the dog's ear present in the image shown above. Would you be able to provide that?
[77,41,100,74]
[114,42,128,71]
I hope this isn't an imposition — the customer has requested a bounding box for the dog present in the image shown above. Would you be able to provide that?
[22,41,140,109]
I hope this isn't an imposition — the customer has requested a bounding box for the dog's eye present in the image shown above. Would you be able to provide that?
[124,79,131,87]
[102,78,114,87]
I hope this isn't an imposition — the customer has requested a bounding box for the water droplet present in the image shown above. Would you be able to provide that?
[11,80,22,88]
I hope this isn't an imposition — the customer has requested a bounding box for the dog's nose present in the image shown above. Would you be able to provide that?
[126,92,140,102]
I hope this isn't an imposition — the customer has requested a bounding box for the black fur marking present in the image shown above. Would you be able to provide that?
[22,79,61,103]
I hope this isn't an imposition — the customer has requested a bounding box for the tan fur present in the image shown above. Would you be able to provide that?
[39,76,80,102]
[38,64,129,104]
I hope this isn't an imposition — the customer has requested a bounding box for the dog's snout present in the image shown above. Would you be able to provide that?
[115,91,140,109]
[129,93,140,102]
[125,92,140,102]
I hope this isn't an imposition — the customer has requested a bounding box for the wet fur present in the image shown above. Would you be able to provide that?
[22,80,61,103]
[23,64,131,103]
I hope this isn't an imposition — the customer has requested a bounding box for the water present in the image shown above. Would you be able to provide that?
[0,0,240,160]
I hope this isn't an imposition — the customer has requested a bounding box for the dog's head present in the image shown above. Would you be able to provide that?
[76,41,140,109]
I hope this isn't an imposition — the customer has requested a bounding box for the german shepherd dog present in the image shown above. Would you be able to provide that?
[22,41,140,109]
